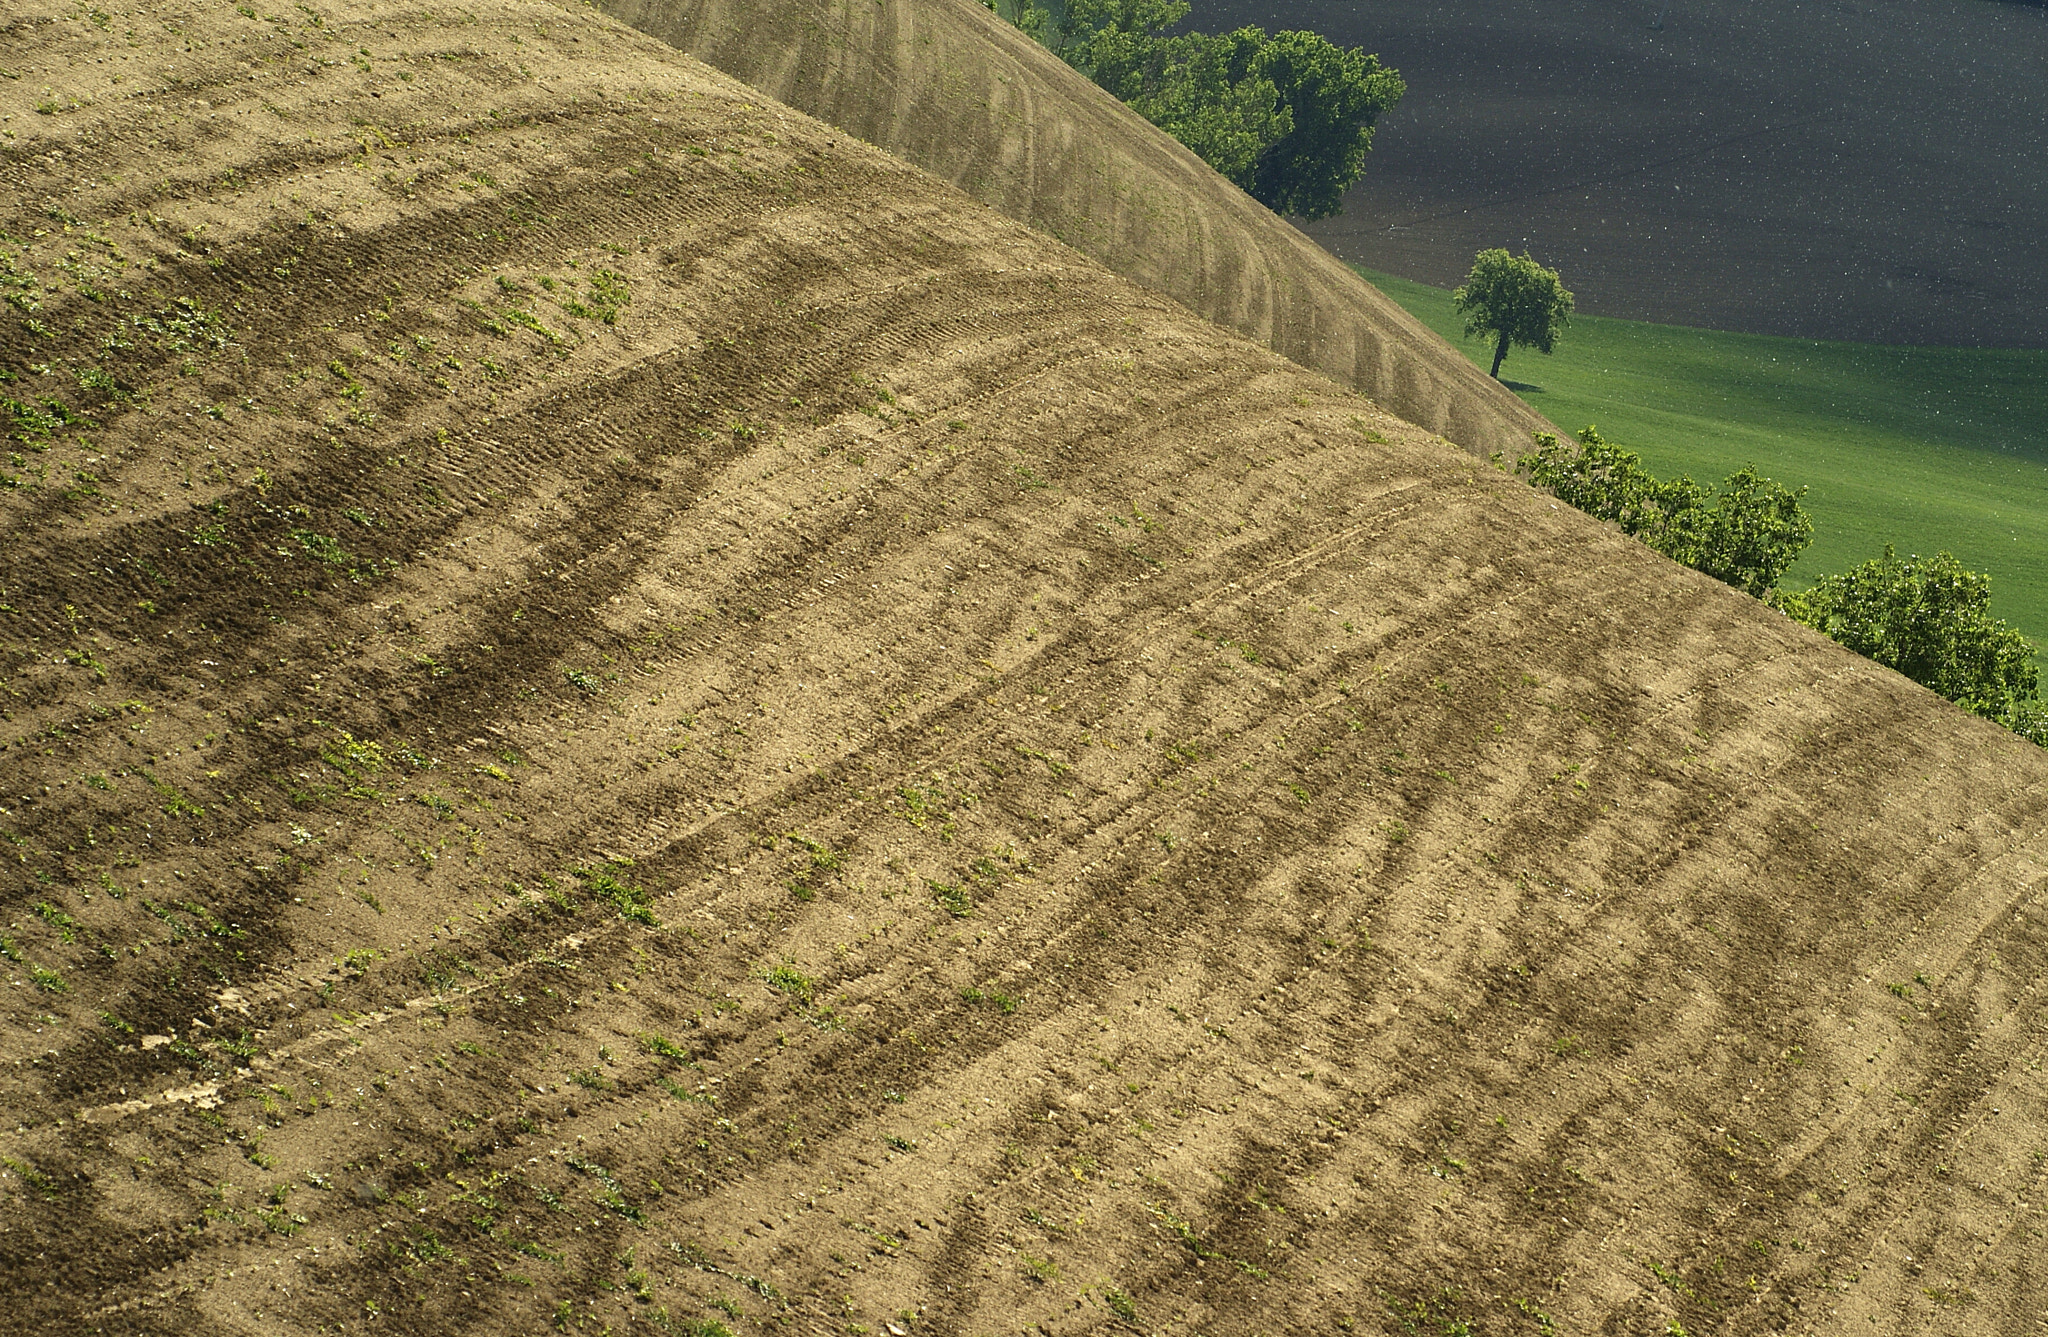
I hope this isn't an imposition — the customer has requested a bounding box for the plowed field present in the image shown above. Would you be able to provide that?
[1,3,2044,1336]
[1190,0,2048,347]
[597,0,1558,463]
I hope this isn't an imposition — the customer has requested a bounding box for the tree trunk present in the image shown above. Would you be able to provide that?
[1490,331,1510,379]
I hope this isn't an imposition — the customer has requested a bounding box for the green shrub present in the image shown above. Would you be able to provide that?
[1777,546,2045,740]
[1519,426,1812,598]
[1664,464,1815,599]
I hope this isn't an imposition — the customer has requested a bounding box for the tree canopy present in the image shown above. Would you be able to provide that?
[1778,547,2045,738]
[1517,426,1812,599]
[1243,30,1405,220]
[988,0,1403,220]
[1071,12,1287,189]
[1452,249,1574,379]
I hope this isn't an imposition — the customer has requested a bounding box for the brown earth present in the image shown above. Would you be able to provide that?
[1,3,2047,1337]
[595,0,1556,463]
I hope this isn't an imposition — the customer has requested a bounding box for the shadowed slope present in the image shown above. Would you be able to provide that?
[597,0,1557,460]
[0,4,2044,1336]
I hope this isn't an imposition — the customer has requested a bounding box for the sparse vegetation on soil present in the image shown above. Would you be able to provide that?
[0,3,2044,1336]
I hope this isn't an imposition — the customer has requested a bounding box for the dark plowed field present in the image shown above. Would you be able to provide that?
[1194,0,2048,347]
[0,3,2045,1335]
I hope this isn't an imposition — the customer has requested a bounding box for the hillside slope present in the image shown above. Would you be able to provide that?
[597,0,1557,461]
[1,3,2045,1336]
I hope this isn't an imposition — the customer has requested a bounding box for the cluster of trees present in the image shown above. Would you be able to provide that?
[984,0,1405,220]
[1517,427,2046,746]
[1518,426,1812,599]
[1784,551,2045,743]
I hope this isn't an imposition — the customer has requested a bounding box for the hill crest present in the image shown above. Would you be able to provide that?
[600,0,1557,459]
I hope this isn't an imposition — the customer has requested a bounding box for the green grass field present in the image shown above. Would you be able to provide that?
[1359,268,2048,647]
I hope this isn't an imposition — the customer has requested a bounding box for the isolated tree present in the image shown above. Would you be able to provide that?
[1779,547,2041,730]
[1453,249,1574,379]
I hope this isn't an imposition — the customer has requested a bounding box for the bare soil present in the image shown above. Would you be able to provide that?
[0,3,2045,1337]
[598,0,1558,462]
[1192,0,2048,348]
